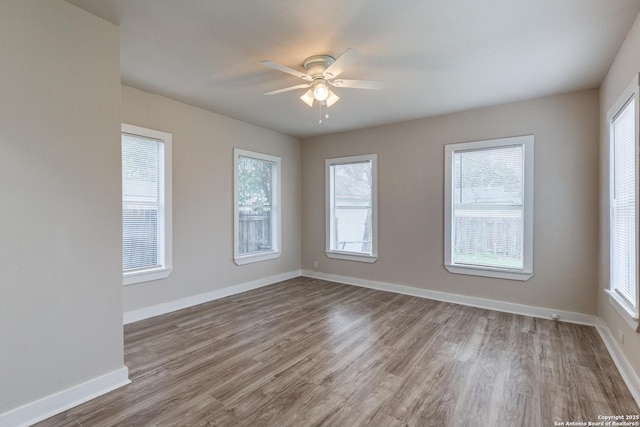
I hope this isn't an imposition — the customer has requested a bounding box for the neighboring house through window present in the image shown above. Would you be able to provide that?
[607,74,640,330]
[234,148,281,265]
[444,135,534,281]
[121,123,172,285]
[326,154,378,263]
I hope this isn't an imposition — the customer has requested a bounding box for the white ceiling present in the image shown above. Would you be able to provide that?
[67,0,640,138]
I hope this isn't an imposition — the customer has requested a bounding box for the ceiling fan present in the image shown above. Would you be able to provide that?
[261,49,383,114]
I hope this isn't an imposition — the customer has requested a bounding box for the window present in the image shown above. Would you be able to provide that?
[326,154,378,263]
[234,149,281,265]
[121,124,172,285]
[607,74,639,328]
[444,135,534,281]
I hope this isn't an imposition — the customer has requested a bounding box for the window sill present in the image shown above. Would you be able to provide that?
[445,264,533,281]
[605,288,640,332]
[326,251,377,263]
[124,266,172,286]
[234,251,281,266]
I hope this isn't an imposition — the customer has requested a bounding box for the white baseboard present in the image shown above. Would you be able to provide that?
[596,318,640,409]
[124,270,302,324]
[0,366,130,427]
[301,270,597,326]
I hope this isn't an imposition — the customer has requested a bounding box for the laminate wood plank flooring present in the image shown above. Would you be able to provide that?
[36,277,639,427]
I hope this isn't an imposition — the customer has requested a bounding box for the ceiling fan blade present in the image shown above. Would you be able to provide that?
[329,79,384,90]
[261,60,312,81]
[264,83,311,95]
[323,48,362,79]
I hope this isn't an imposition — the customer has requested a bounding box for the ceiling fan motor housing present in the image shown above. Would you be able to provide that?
[303,55,335,78]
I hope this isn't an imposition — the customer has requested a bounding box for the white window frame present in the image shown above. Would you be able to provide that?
[444,135,534,281]
[606,74,640,331]
[121,123,173,286]
[234,148,281,265]
[325,154,378,263]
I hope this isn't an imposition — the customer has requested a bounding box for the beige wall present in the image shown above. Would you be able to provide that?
[121,86,302,313]
[302,89,600,315]
[598,12,640,381]
[0,0,124,414]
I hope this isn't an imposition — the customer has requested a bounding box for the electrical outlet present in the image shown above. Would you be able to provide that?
[618,329,625,344]
[313,260,319,269]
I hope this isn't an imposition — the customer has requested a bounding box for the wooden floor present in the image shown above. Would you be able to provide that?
[38,277,638,427]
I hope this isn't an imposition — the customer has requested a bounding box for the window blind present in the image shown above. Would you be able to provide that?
[122,133,163,271]
[611,98,637,307]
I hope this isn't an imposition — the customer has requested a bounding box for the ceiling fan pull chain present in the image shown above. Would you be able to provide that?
[318,102,330,124]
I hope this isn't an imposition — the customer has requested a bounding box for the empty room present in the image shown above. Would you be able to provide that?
[2,0,640,426]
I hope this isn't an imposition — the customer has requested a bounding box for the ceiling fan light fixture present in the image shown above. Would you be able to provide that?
[326,90,339,107]
[313,80,329,102]
[300,89,314,106]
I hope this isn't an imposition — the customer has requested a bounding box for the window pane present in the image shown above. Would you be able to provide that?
[334,162,372,206]
[123,208,158,270]
[122,133,162,271]
[122,134,161,203]
[331,206,373,254]
[453,208,523,269]
[452,145,524,269]
[238,156,273,207]
[330,160,373,255]
[238,206,272,254]
[238,156,274,255]
[455,145,523,205]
